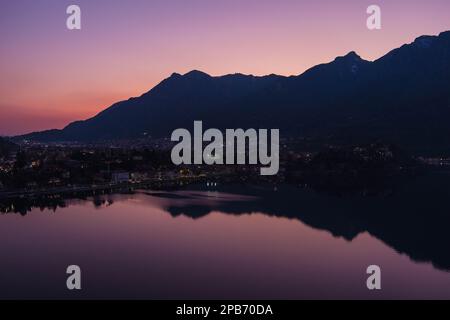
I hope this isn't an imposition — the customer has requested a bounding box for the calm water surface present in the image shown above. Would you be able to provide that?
[1,173,450,299]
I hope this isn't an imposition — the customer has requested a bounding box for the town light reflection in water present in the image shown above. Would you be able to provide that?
[0,188,449,299]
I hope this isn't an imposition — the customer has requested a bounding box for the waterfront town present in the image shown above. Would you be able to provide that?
[0,136,280,195]
[0,135,438,213]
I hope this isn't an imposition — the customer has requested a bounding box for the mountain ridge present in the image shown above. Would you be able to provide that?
[16,31,450,155]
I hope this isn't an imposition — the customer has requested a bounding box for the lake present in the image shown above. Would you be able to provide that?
[1,172,450,299]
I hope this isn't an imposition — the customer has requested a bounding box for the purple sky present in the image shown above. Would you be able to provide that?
[1,0,450,135]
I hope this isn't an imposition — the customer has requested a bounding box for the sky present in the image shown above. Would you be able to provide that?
[1,0,450,136]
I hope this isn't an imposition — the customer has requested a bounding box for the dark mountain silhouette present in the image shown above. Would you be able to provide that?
[2,171,450,271]
[162,174,450,271]
[0,137,18,158]
[18,31,450,155]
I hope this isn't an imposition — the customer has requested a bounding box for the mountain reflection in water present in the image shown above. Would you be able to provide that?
[0,172,449,299]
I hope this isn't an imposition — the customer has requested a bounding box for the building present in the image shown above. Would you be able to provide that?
[111,171,130,184]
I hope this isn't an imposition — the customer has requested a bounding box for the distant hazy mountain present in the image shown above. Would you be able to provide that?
[18,31,450,155]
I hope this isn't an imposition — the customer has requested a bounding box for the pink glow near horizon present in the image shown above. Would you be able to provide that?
[1,0,450,135]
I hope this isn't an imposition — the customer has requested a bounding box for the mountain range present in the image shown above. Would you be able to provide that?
[18,31,450,155]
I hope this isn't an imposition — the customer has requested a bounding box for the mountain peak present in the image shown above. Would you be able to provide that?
[336,51,362,61]
[183,70,211,79]
[170,72,182,78]
[346,51,360,58]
